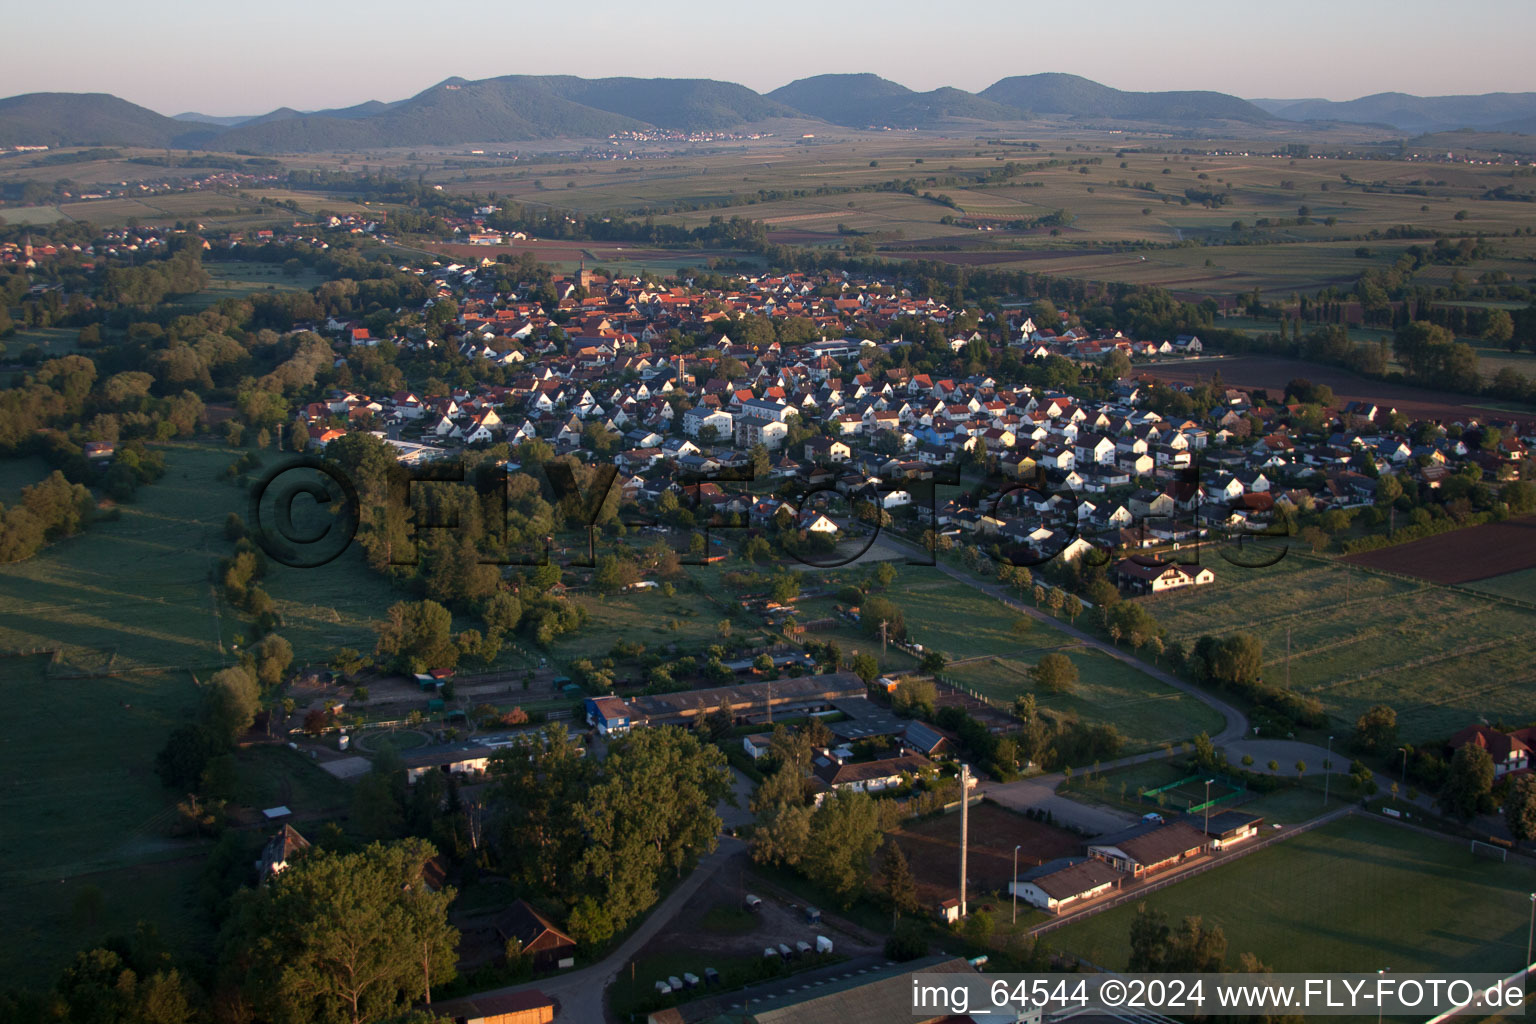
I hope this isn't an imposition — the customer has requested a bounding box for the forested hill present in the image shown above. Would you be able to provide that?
[3,73,1535,151]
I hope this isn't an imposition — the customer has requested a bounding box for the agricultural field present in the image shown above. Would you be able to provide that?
[1139,553,1536,742]
[1144,354,1521,421]
[1047,816,1534,974]
[428,134,1536,299]
[1340,516,1536,585]
[886,801,1079,908]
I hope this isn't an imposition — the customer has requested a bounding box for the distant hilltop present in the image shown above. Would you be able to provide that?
[2,73,1535,152]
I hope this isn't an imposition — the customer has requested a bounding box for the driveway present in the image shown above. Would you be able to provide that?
[716,767,755,830]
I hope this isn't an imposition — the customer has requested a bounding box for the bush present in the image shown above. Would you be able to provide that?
[885,918,928,961]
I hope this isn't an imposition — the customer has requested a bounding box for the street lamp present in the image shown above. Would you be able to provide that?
[1526,893,1535,982]
[1377,968,1388,1024]
[1323,736,1335,807]
[1013,844,1022,924]
[1399,746,1409,795]
[1204,778,1214,842]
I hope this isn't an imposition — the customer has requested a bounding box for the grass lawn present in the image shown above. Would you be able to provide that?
[0,453,53,503]
[548,570,735,668]
[947,650,1224,753]
[0,442,409,983]
[3,326,80,360]
[1048,816,1534,973]
[1461,567,1536,604]
[231,745,354,814]
[192,261,327,310]
[5,854,214,987]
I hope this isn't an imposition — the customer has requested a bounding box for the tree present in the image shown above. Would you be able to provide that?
[750,767,814,867]
[873,561,898,589]
[1031,653,1079,694]
[802,790,883,905]
[876,839,921,919]
[55,947,200,1024]
[375,600,458,673]
[1441,743,1495,820]
[593,554,639,594]
[570,727,731,933]
[223,837,458,1024]
[1504,773,1536,845]
[851,652,880,685]
[254,633,295,689]
[892,677,936,718]
[1064,594,1082,623]
[1351,704,1397,754]
[156,723,226,791]
[1128,904,1171,970]
[206,665,260,740]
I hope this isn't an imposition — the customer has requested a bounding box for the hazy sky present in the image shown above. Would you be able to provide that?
[7,0,1534,115]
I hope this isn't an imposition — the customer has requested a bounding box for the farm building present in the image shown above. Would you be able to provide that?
[742,733,772,760]
[625,673,865,729]
[434,989,555,1024]
[1010,857,1124,914]
[1114,558,1215,593]
[585,695,633,736]
[1185,810,1264,850]
[400,742,497,784]
[492,900,577,972]
[256,824,310,883]
[1087,820,1210,878]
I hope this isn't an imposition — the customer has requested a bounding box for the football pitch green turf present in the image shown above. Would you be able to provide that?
[1048,815,1534,974]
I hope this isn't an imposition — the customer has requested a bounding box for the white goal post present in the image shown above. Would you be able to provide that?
[1470,839,1509,862]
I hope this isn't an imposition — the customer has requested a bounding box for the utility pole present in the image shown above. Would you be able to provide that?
[1285,625,1291,691]
[959,763,970,920]
[1323,735,1334,807]
[1012,844,1021,924]
[879,619,889,656]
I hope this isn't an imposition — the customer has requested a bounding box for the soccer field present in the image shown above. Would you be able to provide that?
[1047,816,1534,974]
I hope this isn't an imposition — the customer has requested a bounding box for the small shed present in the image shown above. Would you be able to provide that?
[427,698,446,713]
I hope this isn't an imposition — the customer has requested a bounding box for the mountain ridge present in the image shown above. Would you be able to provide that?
[1,74,1533,152]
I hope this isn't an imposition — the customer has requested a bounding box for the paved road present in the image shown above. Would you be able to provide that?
[457,836,744,1023]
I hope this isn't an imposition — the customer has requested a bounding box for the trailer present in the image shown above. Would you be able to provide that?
[816,935,834,954]
[795,940,813,957]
